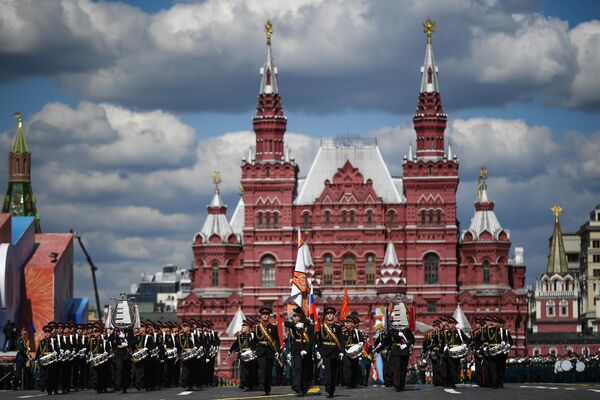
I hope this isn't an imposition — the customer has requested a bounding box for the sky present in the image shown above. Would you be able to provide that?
[0,0,599,308]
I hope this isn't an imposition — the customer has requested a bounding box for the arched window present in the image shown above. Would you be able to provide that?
[257,212,263,228]
[482,261,491,284]
[437,210,442,225]
[273,212,279,229]
[424,253,439,284]
[559,299,569,317]
[261,256,276,287]
[388,211,395,227]
[546,300,555,317]
[349,211,355,225]
[303,213,310,229]
[324,211,331,226]
[428,165,433,176]
[549,347,557,357]
[533,347,541,357]
[211,263,219,287]
[366,210,373,226]
[323,254,333,286]
[366,254,376,285]
[342,211,347,225]
[429,210,434,225]
[342,254,356,285]
[421,210,426,226]
[265,213,271,229]
[16,159,20,174]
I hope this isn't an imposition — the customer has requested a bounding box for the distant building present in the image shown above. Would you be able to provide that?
[528,205,600,356]
[0,114,82,346]
[130,264,191,320]
[578,204,600,332]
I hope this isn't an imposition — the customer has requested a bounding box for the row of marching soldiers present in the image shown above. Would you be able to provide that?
[32,318,220,395]
[421,314,513,389]
[229,306,412,398]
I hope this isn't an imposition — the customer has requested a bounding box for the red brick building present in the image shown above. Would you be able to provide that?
[177,23,528,373]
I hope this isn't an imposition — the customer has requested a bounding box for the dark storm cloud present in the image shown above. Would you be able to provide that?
[0,0,598,113]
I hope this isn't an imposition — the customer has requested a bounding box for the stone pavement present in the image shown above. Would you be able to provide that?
[3,383,600,400]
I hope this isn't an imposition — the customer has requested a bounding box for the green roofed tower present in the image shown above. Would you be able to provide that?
[2,112,41,232]
[547,204,568,275]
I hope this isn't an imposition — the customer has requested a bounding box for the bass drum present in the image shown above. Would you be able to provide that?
[554,360,562,372]
[575,361,585,372]
[560,360,573,372]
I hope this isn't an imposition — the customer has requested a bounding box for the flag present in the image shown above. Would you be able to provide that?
[290,229,312,315]
[340,288,349,321]
[384,303,391,334]
[309,285,319,332]
[276,303,283,345]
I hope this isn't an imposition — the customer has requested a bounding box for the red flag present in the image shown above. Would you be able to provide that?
[340,288,349,321]
[276,303,283,345]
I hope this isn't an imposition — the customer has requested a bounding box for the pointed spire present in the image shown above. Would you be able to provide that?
[383,241,400,267]
[200,171,234,243]
[407,142,414,162]
[11,112,29,154]
[420,18,439,94]
[447,142,453,160]
[476,166,490,203]
[209,170,225,208]
[259,19,278,95]
[547,204,568,275]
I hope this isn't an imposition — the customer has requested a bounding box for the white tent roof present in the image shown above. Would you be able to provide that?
[226,307,246,338]
[453,303,471,334]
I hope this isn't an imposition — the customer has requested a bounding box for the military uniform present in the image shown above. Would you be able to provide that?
[255,308,280,395]
[341,316,362,388]
[385,327,415,391]
[284,308,314,396]
[90,333,109,393]
[163,325,179,388]
[229,322,257,391]
[179,323,197,390]
[114,330,132,393]
[14,330,32,390]
[205,322,220,387]
[440,320,469,388]
[36,328,60,395]
[317,306,345,398]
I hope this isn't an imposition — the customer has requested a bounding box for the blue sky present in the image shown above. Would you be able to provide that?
[0,0,598,306]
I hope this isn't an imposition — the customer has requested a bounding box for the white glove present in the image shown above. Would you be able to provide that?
[300,350,307,357]
[400,344,407,350]
[275,352,279,358]
[205,358,210,363]
[501,341,506,346]
[339,353,344,360]
[286,354,292,362]
[316,352,322,360]
[296,323,304,329]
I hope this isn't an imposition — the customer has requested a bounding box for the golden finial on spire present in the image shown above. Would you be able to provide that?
[213,170,221,190]
[477,166,488,197]
[423,18,436,45]
[265,19,273,46]
[551,204,563,223]
[14,112,23,128]
[239,184,244,196]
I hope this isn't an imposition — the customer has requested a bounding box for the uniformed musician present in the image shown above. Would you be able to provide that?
[284,307,314,396]
[316,306,344,398]
[254,307,280,395]
[229,320,257,391]
[341,315,361,388]
[385,318,415,391]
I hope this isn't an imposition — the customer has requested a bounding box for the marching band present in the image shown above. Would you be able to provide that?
[13,303,523,396]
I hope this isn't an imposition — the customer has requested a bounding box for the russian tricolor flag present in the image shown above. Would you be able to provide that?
[309,285,319,332]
